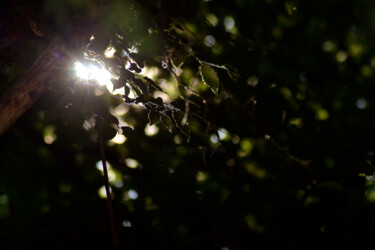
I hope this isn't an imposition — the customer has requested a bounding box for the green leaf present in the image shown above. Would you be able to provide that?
[161,115,173,133]
[143,76,165,93]
[148,110,160,125]
[199,64,219,95]
[172,110,187,126]
[133,78,148,93]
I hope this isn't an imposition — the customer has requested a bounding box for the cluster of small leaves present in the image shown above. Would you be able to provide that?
[84,32,192,141]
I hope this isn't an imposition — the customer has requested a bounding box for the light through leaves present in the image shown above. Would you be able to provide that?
[74,61,118,94]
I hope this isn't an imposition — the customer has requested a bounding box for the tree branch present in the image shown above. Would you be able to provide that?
[0,37,65,136]
[97,107,118,247]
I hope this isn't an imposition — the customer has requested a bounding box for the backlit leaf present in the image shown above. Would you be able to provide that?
[148,110,160,125]
[199,64,219,95]
[161,115,173,133]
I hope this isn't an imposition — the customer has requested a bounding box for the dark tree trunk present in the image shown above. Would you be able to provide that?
[0,37,66,135]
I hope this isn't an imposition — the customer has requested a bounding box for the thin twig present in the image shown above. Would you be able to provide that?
[97,107,118,247]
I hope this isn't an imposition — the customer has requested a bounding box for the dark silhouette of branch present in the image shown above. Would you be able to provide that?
[0,37,65,136]
[97,107,118,247]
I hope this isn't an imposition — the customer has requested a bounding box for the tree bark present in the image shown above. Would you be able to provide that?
[0,37,66,136]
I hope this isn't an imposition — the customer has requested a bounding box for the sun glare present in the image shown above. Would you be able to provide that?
[74,61,117,93]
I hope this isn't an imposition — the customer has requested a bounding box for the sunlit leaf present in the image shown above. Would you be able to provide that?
[128,81,142,96]
[148,110,160,125]
[143,76,165,93]
[133,78,148,93]
[199,64,219,95]
[161,115,173,133]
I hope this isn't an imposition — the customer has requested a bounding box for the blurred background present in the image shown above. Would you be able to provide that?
[1,0,375,249]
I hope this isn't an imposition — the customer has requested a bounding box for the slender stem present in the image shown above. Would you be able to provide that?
[97,110,118,247]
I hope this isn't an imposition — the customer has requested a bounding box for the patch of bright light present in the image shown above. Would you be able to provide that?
[141,66,160,79]
[96,160,110,171]
[206,13,218,27]
[82,118,95,131]
[114,104,128,116]
[104,47,116,58]
[174,135,182,144]
[96,160,123,186]
[336,51,348,63]
[323,40,336,52]
[218,128,230,141]
[125,158,139,169]
[224,16,235,31]
[123,189,139,200]
[210,134,219,144]
[110,133,126,144]
[145,124,159,136]
[105,81,114,93]
[74,62,90,80]
[238,139,253,157]
[74,61,114,93]
[204,35,216,47]
[316,108,329,121]
[247,76,258,87]
[196,171,208,183]
[356,98,367,109]
[96,160,115,181]
[98,186,112,199]
[122,220,132,228]
[112,86,125,96]
[153,90,170,102]
[43,125,57,144]
[128,189,138,199]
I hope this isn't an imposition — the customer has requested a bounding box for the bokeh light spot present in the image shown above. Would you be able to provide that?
[356,98,367,109]
[145,124,159,136]
[336,51,348,62]
[204,35,216,47]
[43,125,57,144]
[316,108,329,120]
[125,158,139,169]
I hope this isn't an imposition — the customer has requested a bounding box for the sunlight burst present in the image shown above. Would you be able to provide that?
[74,61,116,93]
